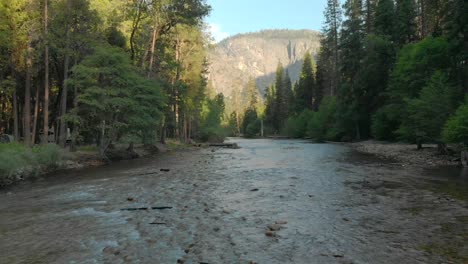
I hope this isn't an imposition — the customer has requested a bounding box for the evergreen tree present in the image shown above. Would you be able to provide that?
[283,70,294,114]
[318,0,342,97]
[273,62,285,132]
[337,0,365,139]
[294,52,315,112]
[374,0,395,37]
[395,0,417,46]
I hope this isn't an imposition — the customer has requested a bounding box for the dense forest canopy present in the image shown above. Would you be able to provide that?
[237,0,467,150]
[0,0,230,154]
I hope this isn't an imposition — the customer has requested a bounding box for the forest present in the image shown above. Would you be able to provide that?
[0,0,233,156]
[236,0,467,152]
[0,0,467,168]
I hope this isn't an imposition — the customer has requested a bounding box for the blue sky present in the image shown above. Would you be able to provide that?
[206,0,327,42]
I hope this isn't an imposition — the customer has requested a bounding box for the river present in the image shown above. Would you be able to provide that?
[1,139,467,264]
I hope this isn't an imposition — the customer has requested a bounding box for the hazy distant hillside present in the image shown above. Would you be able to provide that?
[207,29,321,98]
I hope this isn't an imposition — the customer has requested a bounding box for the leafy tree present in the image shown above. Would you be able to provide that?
[443,98,468,145]
[67,46,165,156]
[389,37,451,100]
[307,96,338,141]
[199,93,225,142]
[397,71,454,148]
[284,109,314,138]
[242,108,259,137]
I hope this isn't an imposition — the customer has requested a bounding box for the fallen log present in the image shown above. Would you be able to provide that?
[208,143,240,149]
[151,206,173,210]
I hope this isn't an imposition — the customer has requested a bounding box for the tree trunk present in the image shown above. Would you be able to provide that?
[24,38,33,146]
[260,119,264,137]
[130,0,144,62]
[13,91,19,140]
[70,76,79,152]
[461,150,468,167]
[147,24,159,77]
[417,139,423,150]
[43,0,49,144]
[59,0,71,148]
[354,122,361,141]
[32,88,39,144]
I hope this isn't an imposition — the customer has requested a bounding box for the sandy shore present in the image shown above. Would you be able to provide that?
[351,140,460,167]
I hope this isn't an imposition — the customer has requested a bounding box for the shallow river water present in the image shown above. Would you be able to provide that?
[1,139,467,264]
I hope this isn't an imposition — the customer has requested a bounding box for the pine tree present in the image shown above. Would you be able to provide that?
[283,70,294,114]
[395,0,417,46]
[295,52,315,112]
[374,0,395,37]
[337,0,365,139]
[318,0,342,97]
[273,62,285,132]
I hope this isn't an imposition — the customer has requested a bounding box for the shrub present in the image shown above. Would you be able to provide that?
[245,119,261,138]
[284,109,314,138]
[0,143,61,186]
[307,96,338,141]
[371,105,400,140]
[442,98,468,145]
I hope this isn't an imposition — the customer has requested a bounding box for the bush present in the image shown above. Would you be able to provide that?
[442,98,468,145]
[397,71,453,144]
[245,119,261,138]
[0,143,61,186]
[307,96,339,141]
[198,127,225,143]
[284,109,314,138]
[371,105,400,140]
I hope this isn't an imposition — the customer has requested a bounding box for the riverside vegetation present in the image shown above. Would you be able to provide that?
[0,0,227,183]
[0,0,467,185]
[231,0,467,158]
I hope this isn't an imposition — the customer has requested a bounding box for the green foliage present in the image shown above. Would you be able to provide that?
[374,0,395,37]
[199,93,226,142]
[242,108,258,137]
[395,0,417,45]
[443,98,468,145]
[294,52,316,112]
[284,109,314,138]
[371,105,400,140]
[397,72,454,143]
[307,96,338,141]
[245,119,261,138]
[389,37,451,100]
[226,111,239,136]
[0,143,61,185]
[68,46,165,149]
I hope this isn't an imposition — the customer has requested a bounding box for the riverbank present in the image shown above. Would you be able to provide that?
[351,140,461,167]
[0,140,193,188]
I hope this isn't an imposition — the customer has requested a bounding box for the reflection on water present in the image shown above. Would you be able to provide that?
[1,138,467,264]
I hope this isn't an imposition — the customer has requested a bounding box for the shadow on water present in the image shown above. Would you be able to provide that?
[424,166,468,201]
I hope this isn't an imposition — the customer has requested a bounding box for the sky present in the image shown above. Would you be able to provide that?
[206,0,327,42]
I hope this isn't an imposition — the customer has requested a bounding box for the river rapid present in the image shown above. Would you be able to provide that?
[1,139,467,264]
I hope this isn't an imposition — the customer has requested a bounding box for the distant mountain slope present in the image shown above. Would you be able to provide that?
[207,29,321,98]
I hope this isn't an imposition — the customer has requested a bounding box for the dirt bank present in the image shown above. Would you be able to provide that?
[351,140,461,167]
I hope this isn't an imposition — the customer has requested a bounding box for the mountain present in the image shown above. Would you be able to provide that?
[207,29,321,99]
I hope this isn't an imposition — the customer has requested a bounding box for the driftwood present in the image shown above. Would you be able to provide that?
[209,143,240,149]
[121,206,173,211]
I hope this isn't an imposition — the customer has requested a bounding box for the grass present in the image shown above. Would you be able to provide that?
[0,143,61,186]
[77,145,98,152]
